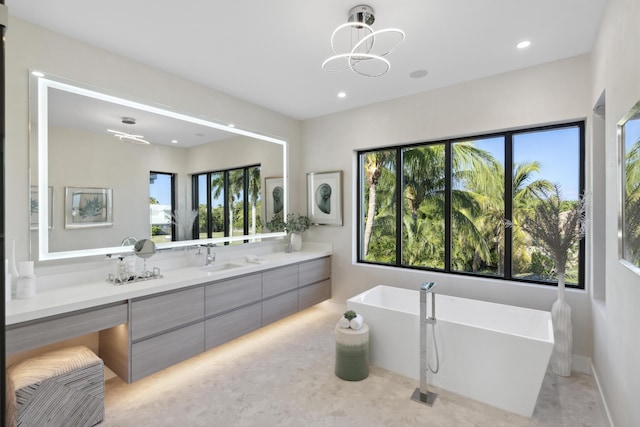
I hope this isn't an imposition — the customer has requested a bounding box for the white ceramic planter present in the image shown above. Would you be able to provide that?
[290,233,302,251]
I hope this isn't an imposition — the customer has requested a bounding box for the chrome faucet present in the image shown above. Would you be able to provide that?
[205,243,216,265]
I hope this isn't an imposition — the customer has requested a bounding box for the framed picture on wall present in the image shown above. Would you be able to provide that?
[30,186,53,230]
[264,177,284,227]
[65,187,113,229]
[307,171,342,226]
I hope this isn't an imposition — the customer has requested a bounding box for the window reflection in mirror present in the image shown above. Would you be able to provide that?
[193,165,262,244]
[619,102,640,271]
[149,172,176,243]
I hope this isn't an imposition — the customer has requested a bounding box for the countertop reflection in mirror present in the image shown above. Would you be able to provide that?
[29,71,288,261]
[617,99,640,274]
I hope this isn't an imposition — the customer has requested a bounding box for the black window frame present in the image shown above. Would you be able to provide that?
[149,171,177,241]
[192,164,261,243]
[357,121,586,289]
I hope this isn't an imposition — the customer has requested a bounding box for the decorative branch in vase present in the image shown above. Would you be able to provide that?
[520,183,587,376]
[169,208,199,241]
[265,213,311,251]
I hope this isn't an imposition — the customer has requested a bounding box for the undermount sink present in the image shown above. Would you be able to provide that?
[199,262,245,272]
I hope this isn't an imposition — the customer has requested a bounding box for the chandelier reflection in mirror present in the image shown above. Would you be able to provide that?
[107,117,151,145]
[322,5,405,77]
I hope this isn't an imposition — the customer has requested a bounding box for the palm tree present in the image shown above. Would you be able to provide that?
[210,172,226,236]
[247,166,261,235]
[449,142,502,272]
[510,162,555,276]
[228,169,245,237]
[465,159,553,275]
[362,151,395,258]
[401,142,499,270]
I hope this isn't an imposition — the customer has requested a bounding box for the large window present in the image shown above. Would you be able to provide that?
[192,165,261,243]
[358,122,585,288]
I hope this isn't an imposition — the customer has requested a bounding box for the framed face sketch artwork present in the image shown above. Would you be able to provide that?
[265,177,284,225]
[307,171,343,225]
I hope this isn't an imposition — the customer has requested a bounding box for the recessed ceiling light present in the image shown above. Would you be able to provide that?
[409,69,429,79]
[338,92,347,98]
[228,123,235,128]
[171,139,178,144]
[516,40,531,49]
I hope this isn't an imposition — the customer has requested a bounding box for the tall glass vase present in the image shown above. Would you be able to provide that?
[551,271,573,376]
[284,233,292,253]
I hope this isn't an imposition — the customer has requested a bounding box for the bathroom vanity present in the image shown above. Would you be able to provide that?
[6,249,331,383]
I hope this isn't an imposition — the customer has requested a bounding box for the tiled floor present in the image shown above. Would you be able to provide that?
[103,302,607,426]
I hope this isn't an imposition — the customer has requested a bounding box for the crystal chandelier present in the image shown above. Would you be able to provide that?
[322,5,405,77]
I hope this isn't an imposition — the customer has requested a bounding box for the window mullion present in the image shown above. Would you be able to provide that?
[207,173,213,238]
[396,147,403,266]
[243,167,249,237]
[444,142,452,272]
[504,133,513,280]
[223,172,230,237]
[578,121,586,287]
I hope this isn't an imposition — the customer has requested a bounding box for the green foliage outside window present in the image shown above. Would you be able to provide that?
[359,123,584,287]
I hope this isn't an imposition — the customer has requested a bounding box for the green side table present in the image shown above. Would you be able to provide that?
[335,322,369,381]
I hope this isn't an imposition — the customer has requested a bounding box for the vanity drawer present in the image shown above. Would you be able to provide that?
[131,287,204,341]
[299,279,332,310]
[298,257,331,287]
[262,290,298,326]
[262,265,298,299]
[205,273,262,317]
[6,302,128,355]
[131,322,204,382]
[205,302,262,350]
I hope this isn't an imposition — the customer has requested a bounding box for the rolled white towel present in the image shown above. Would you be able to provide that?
[349,314,363,330]
[337,317,350,329]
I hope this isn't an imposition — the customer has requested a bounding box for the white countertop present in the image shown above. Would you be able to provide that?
[6,248,332,326]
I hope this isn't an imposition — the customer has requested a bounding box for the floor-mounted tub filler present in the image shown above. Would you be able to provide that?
[347,285,554,417]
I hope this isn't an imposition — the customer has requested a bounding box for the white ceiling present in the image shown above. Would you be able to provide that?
[8,0,607,121]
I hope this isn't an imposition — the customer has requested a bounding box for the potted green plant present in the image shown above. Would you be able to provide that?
[265,213,311,251]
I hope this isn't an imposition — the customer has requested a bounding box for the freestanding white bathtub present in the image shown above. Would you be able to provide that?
[347,285,554,417]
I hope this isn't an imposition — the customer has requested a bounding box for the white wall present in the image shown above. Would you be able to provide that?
[301,55,595,363]
[590,0,640,425]
[6,17,301,264]
[186,135,282,178]
[44,126,188,251]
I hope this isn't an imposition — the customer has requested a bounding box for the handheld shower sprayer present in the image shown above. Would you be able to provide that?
[421,282,437,323]
[412,281,439,406]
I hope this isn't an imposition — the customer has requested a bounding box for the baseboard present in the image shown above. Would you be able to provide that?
[591,362,615,427]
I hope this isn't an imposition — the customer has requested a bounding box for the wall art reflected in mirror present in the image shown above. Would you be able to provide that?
[29,72,288,261]
[618,100,640,272]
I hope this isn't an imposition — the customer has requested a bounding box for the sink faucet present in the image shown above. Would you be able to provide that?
[204,243,216,265]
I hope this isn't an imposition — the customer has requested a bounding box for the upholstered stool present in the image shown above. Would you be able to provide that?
[7,345,104,427]
[335,323,370,381]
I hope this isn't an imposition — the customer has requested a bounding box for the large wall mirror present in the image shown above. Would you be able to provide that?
[29,72,288,261]
[618,100,640,272]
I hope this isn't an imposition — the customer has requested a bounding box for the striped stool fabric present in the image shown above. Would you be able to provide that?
[7,345,104,427]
